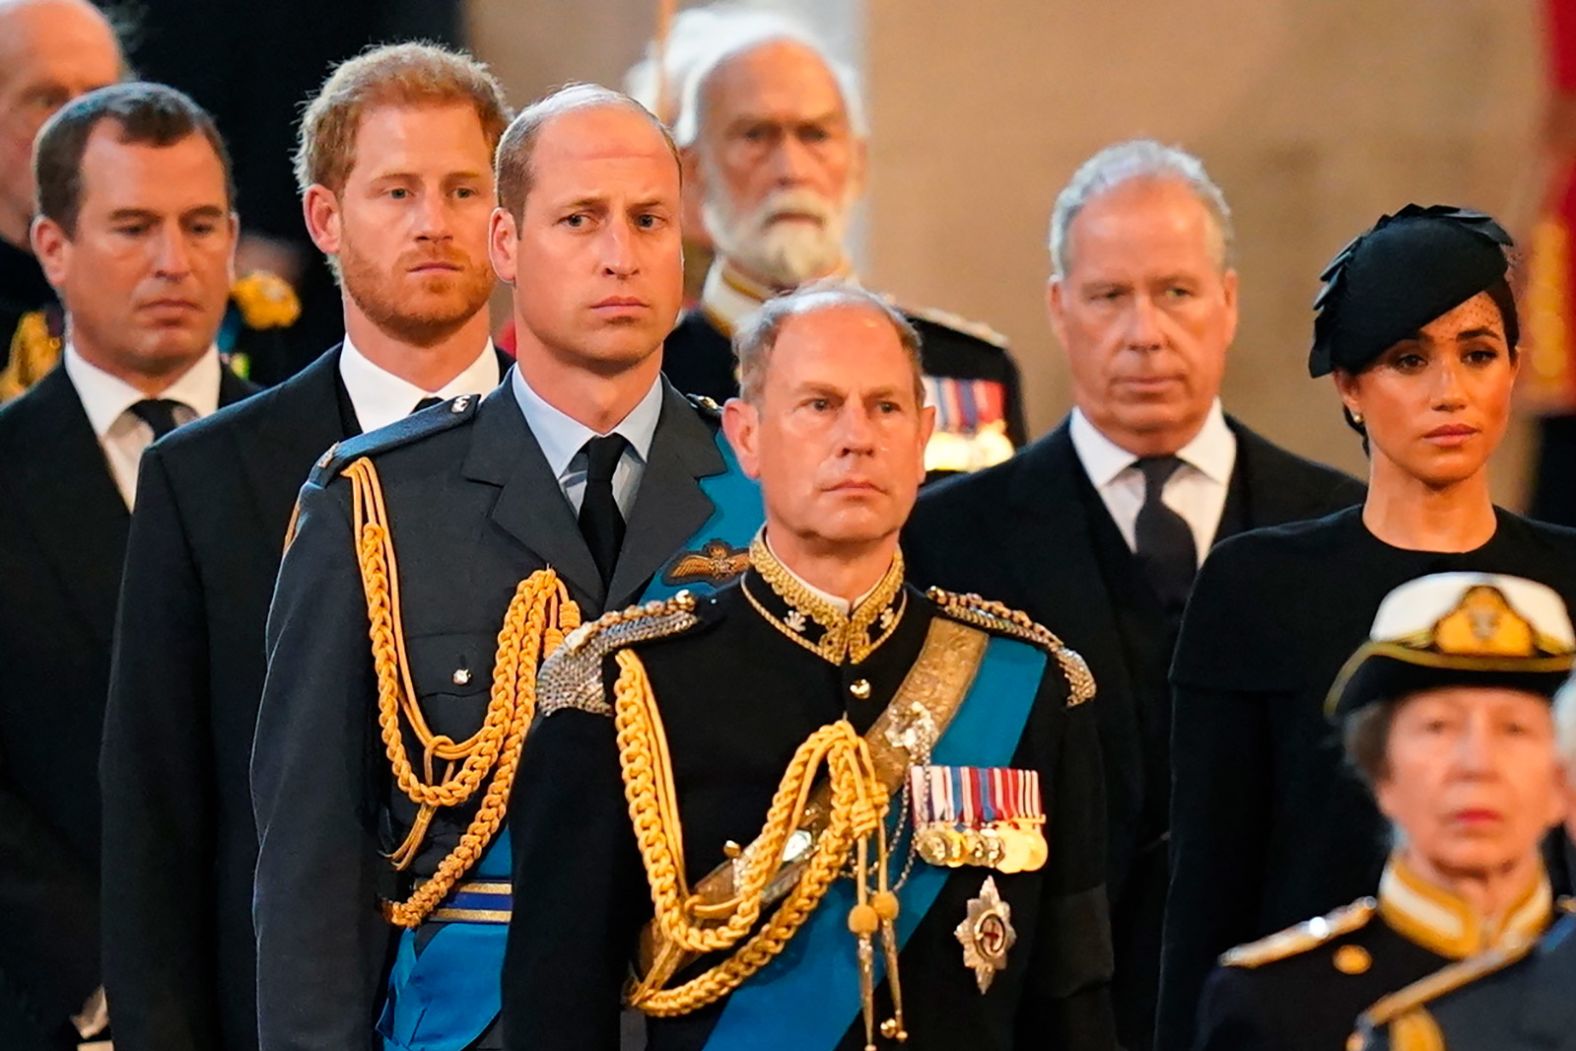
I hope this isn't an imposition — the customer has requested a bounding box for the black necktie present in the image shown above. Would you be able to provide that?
[578,434,628,589]
[1134,456,1198,618]
[128,398,183,439]
[412,396,443,414]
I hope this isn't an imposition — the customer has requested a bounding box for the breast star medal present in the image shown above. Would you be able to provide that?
[955,876,1016,993]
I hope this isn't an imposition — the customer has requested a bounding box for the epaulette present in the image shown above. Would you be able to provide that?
[1220,897,1377,969]
[537,592,704,718]
[686,392,724,419]
[307,393,481,484]
[925,587,1095,707]
[895,300,1010,351]
[1355,937,1537,1040]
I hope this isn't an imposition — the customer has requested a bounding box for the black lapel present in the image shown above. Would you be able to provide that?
[605,379,725,606]
[461,382,605,605]
[1009,423,1138,705]
[8,368,130,644]
[236,347,355,540]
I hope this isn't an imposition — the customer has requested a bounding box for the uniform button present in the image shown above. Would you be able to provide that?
[849,678,871,700]
[1333,944,1371,975]
[452,667,472,686]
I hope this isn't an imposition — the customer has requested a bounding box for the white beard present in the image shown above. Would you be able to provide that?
[704,185,850,288]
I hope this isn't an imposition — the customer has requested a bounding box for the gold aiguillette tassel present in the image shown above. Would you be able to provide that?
[848,836,879,1051]
[874,817,907,1043]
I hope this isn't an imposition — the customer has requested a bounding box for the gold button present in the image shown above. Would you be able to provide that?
[452,667,472,686]
[1333,944,1371,975]
[849,678,871,700]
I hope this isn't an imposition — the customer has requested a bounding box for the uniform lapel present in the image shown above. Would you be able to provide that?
[8,367,130,644]
[605,381,724,607]
[462,383,605,605]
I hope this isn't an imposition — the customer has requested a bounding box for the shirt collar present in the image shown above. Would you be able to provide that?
[1068,399,1234,487]
[63,342,221,438]
[338,333,500,434]
[699,259,857,336]
[509,367,664,481]
[1378,853,1553,959]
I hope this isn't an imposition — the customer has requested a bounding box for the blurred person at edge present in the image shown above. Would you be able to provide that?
[97,42,512,1051]
[1352,668,1576,1051]
[0,81,257,1051]
[0,0,120,385]
[1196,572,1573,1051]
[661,13,1027,478]
[906,139,1362,1051]
[1159,205,1576,1051]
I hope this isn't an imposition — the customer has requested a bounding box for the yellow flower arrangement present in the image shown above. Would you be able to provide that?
[231,270,301,329]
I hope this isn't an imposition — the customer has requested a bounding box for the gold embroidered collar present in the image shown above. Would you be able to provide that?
[1378,853,1551,959]
[741,532,907,665]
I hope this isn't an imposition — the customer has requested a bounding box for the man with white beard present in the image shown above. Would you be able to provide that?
[661,25,1027,476]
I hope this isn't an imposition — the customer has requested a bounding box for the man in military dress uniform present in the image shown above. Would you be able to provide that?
[251,84,760,1051]
[0,0,120,391]
[503,283,1114,1050]
[661,23,1026,476]
[0,82,257,1051]
[100,44,513,1051]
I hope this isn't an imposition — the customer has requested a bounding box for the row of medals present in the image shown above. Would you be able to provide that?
[909,766,1049,875]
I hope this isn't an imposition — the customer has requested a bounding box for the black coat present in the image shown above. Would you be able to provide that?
[502,573,1116,1051]
[0,363,253,1050]
[1159,506,1576,1051]
[904,416,1362,1050]
[99,347,357,1051]
[252,378,743,1051]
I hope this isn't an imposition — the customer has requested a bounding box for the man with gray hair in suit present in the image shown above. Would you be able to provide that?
[907,139,1363,1051]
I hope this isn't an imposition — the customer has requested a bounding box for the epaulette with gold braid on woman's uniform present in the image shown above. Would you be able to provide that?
[536,592,704,718]
[925,587,1096,707]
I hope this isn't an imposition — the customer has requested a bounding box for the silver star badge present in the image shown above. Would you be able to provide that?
[955,876,1015,993]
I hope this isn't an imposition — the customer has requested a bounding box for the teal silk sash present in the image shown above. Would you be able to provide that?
[702,634,1048,1050]
[377,830,511,1051]
[641,428,762,602]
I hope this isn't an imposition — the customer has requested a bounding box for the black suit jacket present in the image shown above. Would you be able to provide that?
[903,416,1362,1048]
[251,377,739,1051]
[99,347,355,1051]
[0,363,252,1050]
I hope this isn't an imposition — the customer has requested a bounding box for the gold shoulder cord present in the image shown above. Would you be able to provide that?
[342,455,581,928]
[613,649,909,1048]
[926,588,1096,706]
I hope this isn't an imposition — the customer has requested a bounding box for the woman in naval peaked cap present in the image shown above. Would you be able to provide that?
[1159,205,1576,1051]
[1194,572,1575,1051]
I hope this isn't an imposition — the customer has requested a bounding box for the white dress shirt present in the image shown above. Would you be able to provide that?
[337,334,501,434]
[63,343,222,508]
[1068,400,1238,566]
[510,367,664,517]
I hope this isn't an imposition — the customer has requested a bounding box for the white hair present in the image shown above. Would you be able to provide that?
[1556,674,1576,778]
[670,17,867,150]
[1048,139,1234,278]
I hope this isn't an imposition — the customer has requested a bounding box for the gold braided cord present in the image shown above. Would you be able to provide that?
[612,650,896,1018]
[341,456,581,927]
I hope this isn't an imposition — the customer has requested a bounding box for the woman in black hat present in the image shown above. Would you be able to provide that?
[1159,205,1576,1051]
[1192,572,1574,1051]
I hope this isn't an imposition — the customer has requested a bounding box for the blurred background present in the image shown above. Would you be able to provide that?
[130,0,1576,508]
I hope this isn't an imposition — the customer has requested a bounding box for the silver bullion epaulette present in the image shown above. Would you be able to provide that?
[536,592,702,718]
[926,587,1096,706]
[1221,897,1377,969]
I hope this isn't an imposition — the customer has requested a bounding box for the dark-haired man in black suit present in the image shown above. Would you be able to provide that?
[0,82,257,1051]
[98,44,513,1051]
[905,140,1362,1051]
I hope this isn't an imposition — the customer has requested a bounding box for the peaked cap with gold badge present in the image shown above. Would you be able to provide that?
[1327,572,1576,720]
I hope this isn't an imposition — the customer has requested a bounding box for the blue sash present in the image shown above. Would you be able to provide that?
[377,831,512,1051]
[702,633,1048,1050]
[641,428,762,602]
